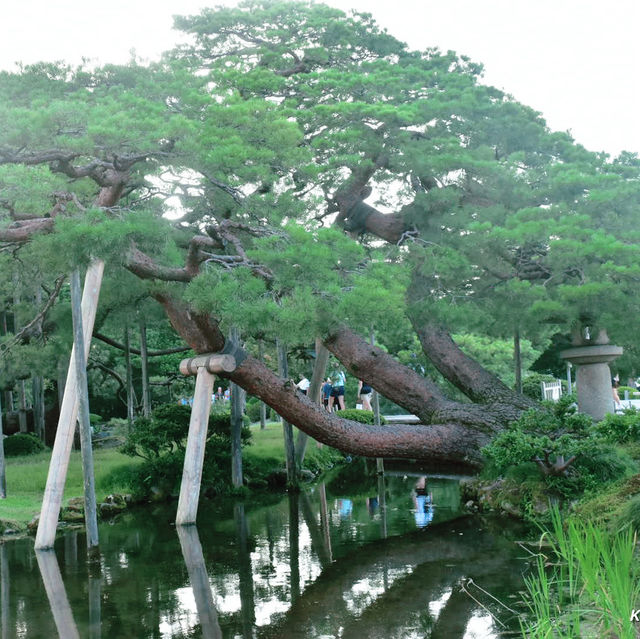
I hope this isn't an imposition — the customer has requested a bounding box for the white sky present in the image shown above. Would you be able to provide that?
[1,0,638,157]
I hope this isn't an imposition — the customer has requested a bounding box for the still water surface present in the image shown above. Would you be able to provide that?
[1,466,531,638]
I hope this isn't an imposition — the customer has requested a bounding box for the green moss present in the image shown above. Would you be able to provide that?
[572,473,640,528]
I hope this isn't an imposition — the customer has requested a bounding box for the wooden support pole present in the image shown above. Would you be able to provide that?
[231,380,245,489]
[70,268,99,552]
[258,340,267,430]
[277,339,297,487]
[139,318,151,418]
[176,367,215,525]
[176,352,238,524]
[35,259,104,550]
[0,393,6,499]
[124,326,134,428]
[370,329,385,475]
[295,337,329,465]
[229,327,244,489]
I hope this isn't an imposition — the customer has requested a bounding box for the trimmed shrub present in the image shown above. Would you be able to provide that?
[595,410,640,444]
[118,403,253,499]
[334,409,386,425]
[482,396,636,499]
[4,433,45,457]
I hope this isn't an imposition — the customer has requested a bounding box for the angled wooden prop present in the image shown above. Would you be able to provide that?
[35,259,105,550]
[176,353,237,525]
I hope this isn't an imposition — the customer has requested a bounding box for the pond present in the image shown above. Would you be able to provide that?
[1,463,532,638]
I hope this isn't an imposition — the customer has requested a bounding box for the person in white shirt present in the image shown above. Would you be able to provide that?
[296,377,311,395]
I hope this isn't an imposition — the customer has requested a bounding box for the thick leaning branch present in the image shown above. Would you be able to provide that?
[324,325,508,432]
[151,289,487,466]
[230,354,487,467]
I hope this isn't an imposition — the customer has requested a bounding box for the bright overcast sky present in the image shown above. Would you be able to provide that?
[1,0,638,157]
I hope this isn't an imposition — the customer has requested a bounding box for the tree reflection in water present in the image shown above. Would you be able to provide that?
[9,472,528,638]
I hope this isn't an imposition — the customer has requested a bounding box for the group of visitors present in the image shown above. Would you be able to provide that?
[296,367,373,412]
[318,369,373,413]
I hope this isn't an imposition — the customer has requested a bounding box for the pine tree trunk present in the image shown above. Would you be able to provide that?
[514,328,523,394]
[32,376,45,442]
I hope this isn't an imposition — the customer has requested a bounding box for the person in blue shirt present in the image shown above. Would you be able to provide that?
[331,369,346,411]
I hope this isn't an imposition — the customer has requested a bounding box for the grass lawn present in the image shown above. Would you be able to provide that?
[1,447,140,527]
[245,420,342,474]
[1,422,341,529]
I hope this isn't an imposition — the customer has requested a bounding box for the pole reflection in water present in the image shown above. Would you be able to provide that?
[318,482,333,563]
[299,489,331,569]
[377,473,388,539]
[1,544,9,639]
[233,502,256,638]
[176,524,223,639]
[88,568,101,639]
[288,493,300,604]
[35,549,80,639]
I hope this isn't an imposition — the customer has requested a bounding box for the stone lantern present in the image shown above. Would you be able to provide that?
[560,327,622,421]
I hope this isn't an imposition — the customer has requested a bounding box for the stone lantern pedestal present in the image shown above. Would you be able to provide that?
[560,344,623,421]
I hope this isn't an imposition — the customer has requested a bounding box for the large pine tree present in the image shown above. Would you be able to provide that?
[2,1,639,467]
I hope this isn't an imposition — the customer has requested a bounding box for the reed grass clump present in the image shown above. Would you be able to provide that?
[521,506,640,638]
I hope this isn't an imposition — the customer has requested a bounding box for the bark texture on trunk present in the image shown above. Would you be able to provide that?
[413,321,534,419]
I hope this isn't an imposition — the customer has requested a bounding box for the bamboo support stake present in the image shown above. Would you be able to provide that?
[176,367,216,525]
[70,268,99,552]
[35,259,104,550]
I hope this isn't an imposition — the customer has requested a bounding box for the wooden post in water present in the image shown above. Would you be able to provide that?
[35,259,104,550]
[370,329,385,475]
[176,353,237,525]
[70,268,99,552]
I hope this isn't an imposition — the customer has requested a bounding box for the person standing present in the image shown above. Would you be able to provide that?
[296,376,310,395]
[357,379,373,411]
[331,368,346,411]
[321,378,333,411]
